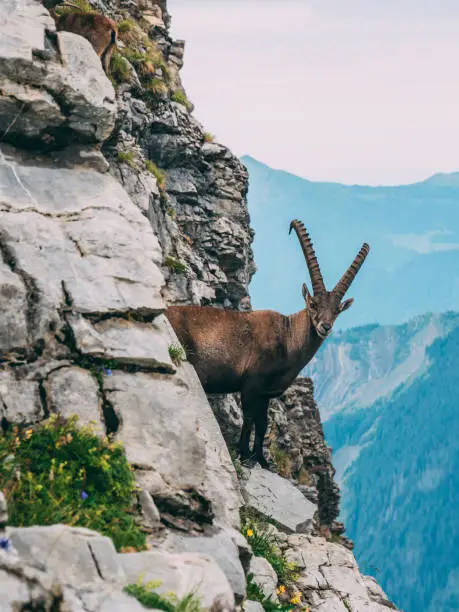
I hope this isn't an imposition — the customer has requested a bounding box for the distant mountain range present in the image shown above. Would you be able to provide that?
[243,155,459,329]
[306,311,459,612]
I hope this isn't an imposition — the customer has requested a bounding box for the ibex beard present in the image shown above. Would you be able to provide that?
[166,220,370,469]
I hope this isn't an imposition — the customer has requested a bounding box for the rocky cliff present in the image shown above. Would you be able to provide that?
[0,1,397,610]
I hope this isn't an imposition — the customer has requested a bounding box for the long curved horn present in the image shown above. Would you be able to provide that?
[333,243,370,299]
[289,219,326,294]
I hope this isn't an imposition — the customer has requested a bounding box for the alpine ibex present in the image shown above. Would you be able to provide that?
[52,3,118,74]
[166,220,370,468]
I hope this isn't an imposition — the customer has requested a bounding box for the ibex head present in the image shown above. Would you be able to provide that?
[289,219,370,339]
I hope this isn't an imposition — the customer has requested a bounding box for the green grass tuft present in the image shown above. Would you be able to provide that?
[168,344,186,366]
[164,256,187,275]
[124,578,204,611]
[117,18,137,34]
[117,150,136,168]
[145,160,167,189]
[241,511,299,585]
[55,0,95,15]
[171,90,192,111]
[203,132,215,143]
[110,51,132,84]
[0,415,146,552]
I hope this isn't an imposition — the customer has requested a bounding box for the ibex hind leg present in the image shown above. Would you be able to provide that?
[239,394,271,469]
[253,401,272,469]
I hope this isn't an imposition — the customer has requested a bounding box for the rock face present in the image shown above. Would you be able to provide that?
[267,378,341,527]
[284,535,396,611]
[0,0,398,610]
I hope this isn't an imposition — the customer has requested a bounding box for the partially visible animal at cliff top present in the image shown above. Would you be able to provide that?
[52,3,118,74]
[166,219,370,469]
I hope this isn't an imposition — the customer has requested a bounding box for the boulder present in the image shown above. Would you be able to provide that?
[241,465,317,534]
[163,528,247,603]
[9,524,125,586]
[248,556,278,601]
[0,0,116,147]
[120,549,235,610]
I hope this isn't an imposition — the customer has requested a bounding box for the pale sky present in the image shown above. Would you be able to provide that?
[168,0,459,185]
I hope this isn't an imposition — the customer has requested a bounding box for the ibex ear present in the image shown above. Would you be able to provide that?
[302,283,311,302]
[339,298,354,313]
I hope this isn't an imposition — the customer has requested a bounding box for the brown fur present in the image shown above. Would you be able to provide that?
[165,222,369,468]
[166,304,331,467]
[54,12,118,74]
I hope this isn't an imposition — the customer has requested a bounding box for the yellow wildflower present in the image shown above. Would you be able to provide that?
[290,594,302,605]
[66,433,73,444]
[276,585,286,595]
[246,529,254,538]
[24,429,33,440]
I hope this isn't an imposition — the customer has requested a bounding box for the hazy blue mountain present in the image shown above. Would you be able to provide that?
[243,156,459,329]
[306,312,459,612]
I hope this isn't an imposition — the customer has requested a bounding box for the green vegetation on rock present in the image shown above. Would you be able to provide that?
[0,415,146,552]
[168,344,186,366]
[241,510,299,585]
[164,255,187,275]
[125,578,204,612]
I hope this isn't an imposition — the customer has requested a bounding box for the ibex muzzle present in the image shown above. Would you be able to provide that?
[166,220,370,469]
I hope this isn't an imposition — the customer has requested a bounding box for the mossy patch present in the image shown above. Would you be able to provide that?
[0,415,146,552]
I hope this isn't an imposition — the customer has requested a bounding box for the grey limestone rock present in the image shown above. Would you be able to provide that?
[248,556,278,602]
[242,465,318,534]
[163,528,247,603]
[0,0,116,147]
[120,549,235,610]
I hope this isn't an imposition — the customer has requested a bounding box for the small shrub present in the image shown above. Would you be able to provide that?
[241,513,299,585]
[117,150,136,168]
[168,344,186,366]
[203,132,215,143]
[164,255,187,275]
[171,90,192,111]
[125,578,204,612]
[145,160,167,190]
[0,415,146,552]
